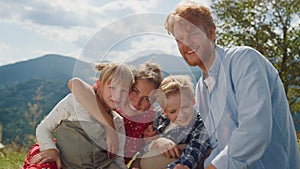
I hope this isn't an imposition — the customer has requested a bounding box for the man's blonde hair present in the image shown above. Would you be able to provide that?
[165,0,215,37]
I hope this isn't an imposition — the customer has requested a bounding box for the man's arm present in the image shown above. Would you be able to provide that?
[211,49,272,169]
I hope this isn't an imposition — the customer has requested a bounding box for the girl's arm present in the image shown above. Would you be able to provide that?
[34,94,74,168]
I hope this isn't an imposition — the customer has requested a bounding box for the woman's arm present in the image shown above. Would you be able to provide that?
[69,78,115,129]
[68,78,118,156]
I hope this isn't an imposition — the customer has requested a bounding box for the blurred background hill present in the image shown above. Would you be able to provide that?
[0,53,202,146]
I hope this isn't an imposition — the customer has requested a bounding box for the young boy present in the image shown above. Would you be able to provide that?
[133,75,211,169]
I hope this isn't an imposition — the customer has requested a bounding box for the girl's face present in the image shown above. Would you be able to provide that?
[163,92,194,126]
[128,79,156,112]
[98,78,129,110]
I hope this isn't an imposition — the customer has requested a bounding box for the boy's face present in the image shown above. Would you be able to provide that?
[163,92,194,126]
[98,78,129,110]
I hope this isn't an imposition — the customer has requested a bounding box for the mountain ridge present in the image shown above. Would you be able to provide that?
[0,54,95,89]
[0,53,202,145]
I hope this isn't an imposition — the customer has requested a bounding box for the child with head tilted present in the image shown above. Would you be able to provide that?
[67,62,163,167]
[134,75,211,169]
[26,62,133,169]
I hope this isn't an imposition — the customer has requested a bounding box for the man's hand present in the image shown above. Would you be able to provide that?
[105,127,119,158]
[30,149,62,168]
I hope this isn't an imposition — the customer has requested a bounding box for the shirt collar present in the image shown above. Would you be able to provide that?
[204,45,224,93]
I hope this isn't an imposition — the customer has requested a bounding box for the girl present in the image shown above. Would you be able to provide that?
[22,62,133,169]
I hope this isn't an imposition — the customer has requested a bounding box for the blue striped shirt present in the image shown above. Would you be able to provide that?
[141,110,211,169]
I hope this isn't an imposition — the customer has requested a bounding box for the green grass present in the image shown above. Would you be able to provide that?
[0,137,299,169]
[0,145,27,169]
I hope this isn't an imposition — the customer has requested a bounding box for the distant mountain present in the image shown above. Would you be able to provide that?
[126,53,202,85]
[0,54,96,146]
[0,53,202,146]
[0,54,95,89]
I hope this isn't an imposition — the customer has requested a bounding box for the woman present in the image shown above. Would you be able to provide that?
[69,61,163,166]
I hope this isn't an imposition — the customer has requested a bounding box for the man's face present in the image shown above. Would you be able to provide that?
[173,21,215,71]
[128,79,156,112]
[164,92,194,126]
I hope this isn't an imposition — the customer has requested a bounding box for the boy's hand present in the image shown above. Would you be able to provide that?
[173,164,190,169]
[154,138,180,158]
[143,124,158,144]
[143,124,157,138]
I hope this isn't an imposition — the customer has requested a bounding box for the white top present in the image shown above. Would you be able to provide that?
[36,93,126,163]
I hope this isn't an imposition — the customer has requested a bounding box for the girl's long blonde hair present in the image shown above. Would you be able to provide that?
[95,62,134,89]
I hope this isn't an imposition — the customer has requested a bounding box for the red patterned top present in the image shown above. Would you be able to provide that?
[21,140,57,169]
[117,109,156,164]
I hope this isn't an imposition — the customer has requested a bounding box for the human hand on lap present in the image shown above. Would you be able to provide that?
[173,164,190,169]
[153,137,180,158]
[30,148,62,168]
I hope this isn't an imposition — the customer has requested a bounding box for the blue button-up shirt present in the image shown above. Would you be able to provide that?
[195,45,299,169]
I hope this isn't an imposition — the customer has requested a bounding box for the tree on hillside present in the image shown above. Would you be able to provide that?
[24,85,43,145]
[211,0,300,113]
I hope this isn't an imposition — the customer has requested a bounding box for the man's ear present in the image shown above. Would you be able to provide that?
[209,26,216,41]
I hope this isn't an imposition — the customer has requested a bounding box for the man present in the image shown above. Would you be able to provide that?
[164,1,299,169]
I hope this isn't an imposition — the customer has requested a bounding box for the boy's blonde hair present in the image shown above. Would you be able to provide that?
[95,62,133,88]
[156,75,194,109]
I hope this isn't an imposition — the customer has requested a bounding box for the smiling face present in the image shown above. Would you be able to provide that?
[164,92,195,126]
[97,77,130,111]
[173,21,215,73]
[128,79,156,112]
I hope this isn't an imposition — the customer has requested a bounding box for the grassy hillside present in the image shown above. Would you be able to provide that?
[1,140,299,169]
[0,144,27,169]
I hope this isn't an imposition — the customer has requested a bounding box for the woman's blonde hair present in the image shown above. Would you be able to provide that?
[95,62,134,88]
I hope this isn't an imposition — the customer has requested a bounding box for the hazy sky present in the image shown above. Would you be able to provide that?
[0,0,211,66]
